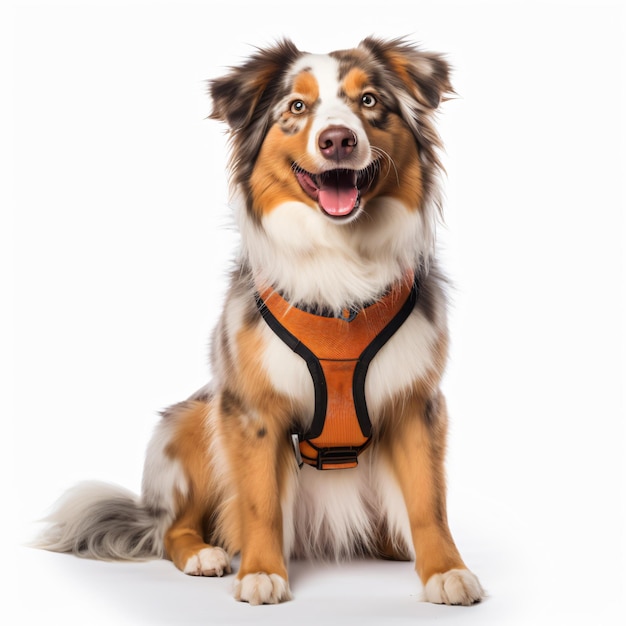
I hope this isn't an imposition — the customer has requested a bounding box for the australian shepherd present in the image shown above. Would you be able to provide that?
[38,37,484,606]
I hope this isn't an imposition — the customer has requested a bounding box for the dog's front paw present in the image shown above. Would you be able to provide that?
[423,568,484,606]
[233,572,292,605]
[183,547,231,577]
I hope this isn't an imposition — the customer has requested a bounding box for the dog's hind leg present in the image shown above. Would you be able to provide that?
[152,398,232,577]
[164,509,231,577]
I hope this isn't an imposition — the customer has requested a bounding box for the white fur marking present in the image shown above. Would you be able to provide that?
[373,459,414,556]
[233,573,292,605]
[423,569,485,606]
[243,196,429,312]
[366,308,439,419]
[261,320,314,413]
[292,463,375,559]
[142,418,189,514]
[183,547,231,577]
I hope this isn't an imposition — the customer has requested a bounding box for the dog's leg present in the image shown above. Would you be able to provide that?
[156,399,232,577]
[165,511,231,577]
[218,391,292,605]
[231,434,292,604]
[384,392,484,605]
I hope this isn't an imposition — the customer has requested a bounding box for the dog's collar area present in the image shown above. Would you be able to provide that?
[274,297,378,323]
[271,280,402,322]
[256,270,419,470]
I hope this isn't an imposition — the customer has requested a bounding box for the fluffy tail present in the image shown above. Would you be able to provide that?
[36,481,171,561]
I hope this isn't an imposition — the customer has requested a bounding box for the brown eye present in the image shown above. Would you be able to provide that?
[290,100,306,114]
[361,93,377,108]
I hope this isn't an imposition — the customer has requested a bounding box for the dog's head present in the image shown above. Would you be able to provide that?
[210,37,452,225]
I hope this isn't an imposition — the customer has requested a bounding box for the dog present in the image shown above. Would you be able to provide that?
[38,37,484,606]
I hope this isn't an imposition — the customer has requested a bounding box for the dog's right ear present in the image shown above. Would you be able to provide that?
[209,39,301,131]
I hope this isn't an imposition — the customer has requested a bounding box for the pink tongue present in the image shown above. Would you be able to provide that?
[318,173,359,216]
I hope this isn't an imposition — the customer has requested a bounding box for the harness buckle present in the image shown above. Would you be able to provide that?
[291,434,304,468]
[316,447,359,470]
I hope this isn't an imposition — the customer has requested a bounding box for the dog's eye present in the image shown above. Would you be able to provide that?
[290,100,307,114]
[361,93,377,108]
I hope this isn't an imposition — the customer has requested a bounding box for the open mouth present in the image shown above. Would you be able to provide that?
[294,164,378,219]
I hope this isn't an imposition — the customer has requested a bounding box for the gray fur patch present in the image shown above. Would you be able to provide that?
[35,481,170,561]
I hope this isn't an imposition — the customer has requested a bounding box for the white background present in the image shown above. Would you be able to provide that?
[5,0,625,624]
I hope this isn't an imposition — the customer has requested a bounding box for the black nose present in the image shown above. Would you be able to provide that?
[318,126,357,161]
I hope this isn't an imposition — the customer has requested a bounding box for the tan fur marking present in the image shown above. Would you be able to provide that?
[386,51,413,89]
[413,330,448,396]
[165,401,211,496]
[234,323,293,418]
[342,67,370,100]
[365,116,423,211]
[378,48,446,108]
[293,70,319,102]
[250,119,317,216]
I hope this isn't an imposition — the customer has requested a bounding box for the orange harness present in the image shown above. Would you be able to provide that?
[255,271,418,470]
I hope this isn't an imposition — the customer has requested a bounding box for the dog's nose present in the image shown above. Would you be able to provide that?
[318,126,357,161]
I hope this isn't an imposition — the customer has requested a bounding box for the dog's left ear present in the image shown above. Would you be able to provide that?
[209,39,301,131]
[359,37,453,204]
[359,36,453,110]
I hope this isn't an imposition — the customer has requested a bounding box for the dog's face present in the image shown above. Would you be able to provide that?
[210,38,452,226]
